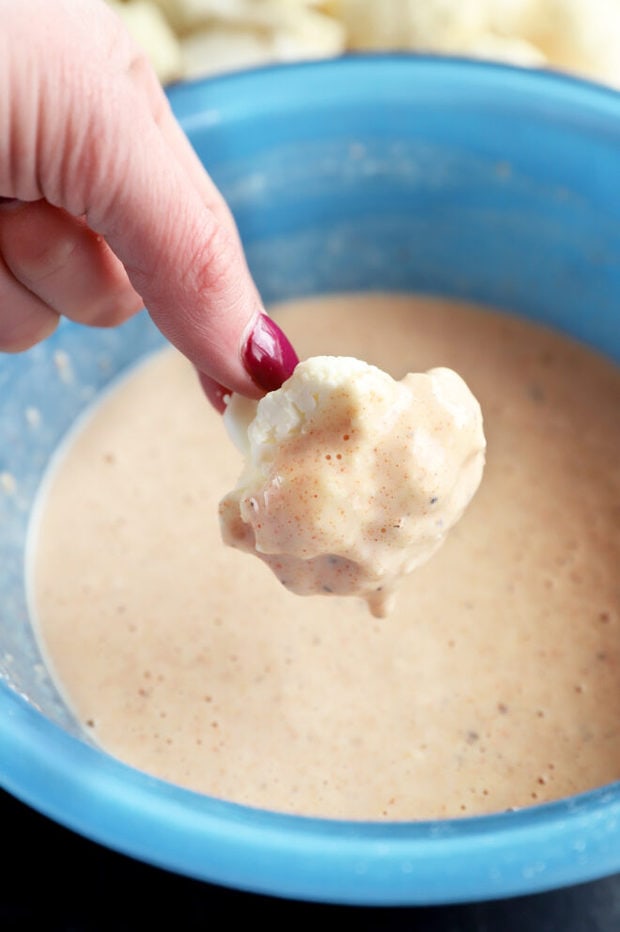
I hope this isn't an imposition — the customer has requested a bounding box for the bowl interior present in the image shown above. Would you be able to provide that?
[2,57,620,905]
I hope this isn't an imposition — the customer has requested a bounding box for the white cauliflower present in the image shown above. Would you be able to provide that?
[107,1,620,90]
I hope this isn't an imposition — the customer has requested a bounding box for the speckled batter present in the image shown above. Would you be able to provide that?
[221,356,485,617]
[29,293,620,820]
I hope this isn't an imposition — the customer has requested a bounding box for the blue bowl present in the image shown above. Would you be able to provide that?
[2,56,620,906]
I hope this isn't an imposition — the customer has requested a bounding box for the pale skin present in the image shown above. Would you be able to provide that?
[0,0,296,406]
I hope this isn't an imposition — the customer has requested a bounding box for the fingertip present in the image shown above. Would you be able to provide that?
[195,313,299,412]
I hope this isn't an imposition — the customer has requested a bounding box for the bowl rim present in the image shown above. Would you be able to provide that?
[2,54,620,906]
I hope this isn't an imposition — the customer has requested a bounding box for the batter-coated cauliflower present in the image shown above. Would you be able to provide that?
[220,356,486,617]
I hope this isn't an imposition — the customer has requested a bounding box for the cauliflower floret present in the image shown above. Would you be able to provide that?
[220,356,486,617]
[510,0,620,87]
[325,0,489,52]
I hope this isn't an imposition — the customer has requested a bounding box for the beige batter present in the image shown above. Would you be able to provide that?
[30,293,620,820]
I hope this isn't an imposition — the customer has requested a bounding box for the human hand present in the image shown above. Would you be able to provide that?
[0,0,297,409]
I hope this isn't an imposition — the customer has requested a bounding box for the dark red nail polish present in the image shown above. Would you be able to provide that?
[198,371,231,414]
[243,313,299,393]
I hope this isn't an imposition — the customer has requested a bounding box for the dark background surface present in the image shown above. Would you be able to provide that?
[4,789,620,931]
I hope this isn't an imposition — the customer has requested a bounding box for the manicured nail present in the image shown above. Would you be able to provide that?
[197,371,231,414]
[243,313,299,393]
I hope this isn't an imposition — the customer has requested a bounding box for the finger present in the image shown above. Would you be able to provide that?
[0,1,290,399]
[0,252,59,352]
[0,200,144,327]
[129,59,286,411]
[128,59,286,404]
[48,35,267,398]
[91,108,266,398]
[72,27,272,398]
[129,55,245,251]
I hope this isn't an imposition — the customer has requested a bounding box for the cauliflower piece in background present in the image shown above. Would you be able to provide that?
[268,5,345,62]
[180,3,345,77]
[220,356,486,618]
[501,0,620,87]
[181,25,275,76]
[464,31,546,67]
[116,0,344,79]
[155,0,254,34]
[106,0,338,81]
[324,0,490,52]
[157,0,334,34]
[107,0,620,90]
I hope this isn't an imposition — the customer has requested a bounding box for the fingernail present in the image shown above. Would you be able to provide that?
[243,313,298,393]
[197,371,231,414]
